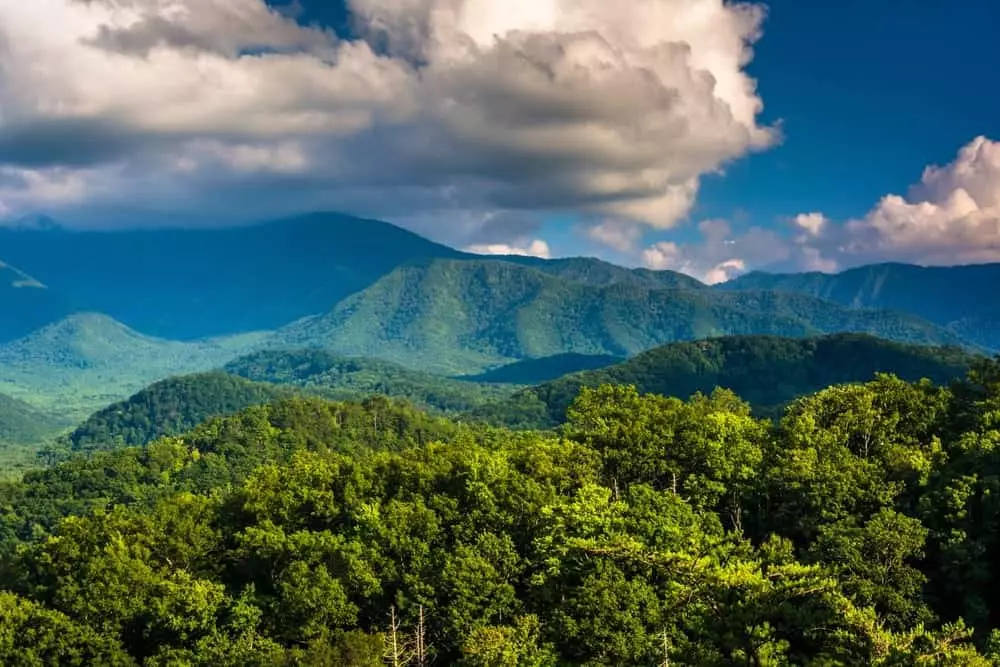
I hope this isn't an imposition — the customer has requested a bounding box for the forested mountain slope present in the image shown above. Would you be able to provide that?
[277,259,969,374]
[0,392,64,445]
[473,333,980,426]
[508,255,708,290]
[67,372,295,451]
[67,350,518,452]
[0,313,266,419]
[225,349,514,412]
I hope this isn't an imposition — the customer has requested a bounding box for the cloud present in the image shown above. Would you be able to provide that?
[787,136,1000,271]
[641,218,789,283]
[641,137,1000,283]
[793,212,827,238]
[584,220,643,253]
[837,136,1000,266]
[466,239,552,258]
[0,0,775,245]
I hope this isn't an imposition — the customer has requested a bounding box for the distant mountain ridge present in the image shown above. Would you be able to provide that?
[720,262,1000,349]
[0,212,464,339]
[506,256,707,290]
[2,212,998,430]
[0,313,266,419]
[4,211,999,352]
[276,258,968,374]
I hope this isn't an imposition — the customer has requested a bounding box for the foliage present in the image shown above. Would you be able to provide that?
[68,372,295,452]
[226,349,515,413]
[275,259,968,375]
[3,365,1000,663]
[476,333,978,427]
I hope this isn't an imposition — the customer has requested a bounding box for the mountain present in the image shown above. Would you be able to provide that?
[475,333,980,426]
[275,258,969,375]
[66,349,517,453]
[0,260,75,344]
[507,256,708,290]
[68,372,294,451]
[0,212,463,339]
[0,313,266,420]
[460,353,625,384]
[0,392,64,444]
[720,263,1000,350]
[225,349,515,412]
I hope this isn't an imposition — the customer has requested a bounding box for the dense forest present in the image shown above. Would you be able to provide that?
[67,353,519,454]
[473,334,979,427]
[226,350,514,413]
[4,361,1000,664]
[276,259,967,375]
[67,372,296,452]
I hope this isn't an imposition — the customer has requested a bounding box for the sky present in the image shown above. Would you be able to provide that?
[0,0,998,283]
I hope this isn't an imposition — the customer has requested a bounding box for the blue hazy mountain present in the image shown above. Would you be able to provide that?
[720,263,1000,349]
[0,260,76,344]
[0,212,463,340]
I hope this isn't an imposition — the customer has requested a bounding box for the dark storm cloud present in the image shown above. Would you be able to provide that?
[0,119,149,168]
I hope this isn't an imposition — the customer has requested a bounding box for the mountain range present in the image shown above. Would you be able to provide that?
[0,213,461,340]
[274,258,967,374]
[2,211,999,452]
[57,333,982,453]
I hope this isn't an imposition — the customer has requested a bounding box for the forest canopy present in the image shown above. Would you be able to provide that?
[4,362,1000,664]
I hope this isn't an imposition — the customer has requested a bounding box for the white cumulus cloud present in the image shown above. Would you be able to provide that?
[0,0,776,246]
[834,136,1000,266]
[466,239,552,258]
[640,137,1000,283]
[641,218,788,283]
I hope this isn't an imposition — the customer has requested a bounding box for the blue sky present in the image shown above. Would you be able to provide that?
[572,0,1000,269]
[284,0,1000,252]
[705,0,1000,221]
[2,0,999,280]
